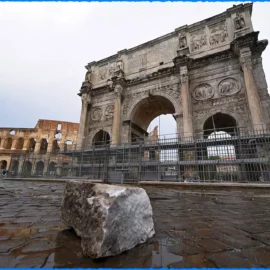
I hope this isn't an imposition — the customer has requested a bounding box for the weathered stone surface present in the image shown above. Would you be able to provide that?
[61,181,155,258]
[0,239,27,253]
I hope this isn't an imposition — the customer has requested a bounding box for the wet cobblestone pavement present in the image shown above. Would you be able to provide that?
[1,180,270,267]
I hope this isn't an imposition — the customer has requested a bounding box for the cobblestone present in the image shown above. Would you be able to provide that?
[0,180,270,267]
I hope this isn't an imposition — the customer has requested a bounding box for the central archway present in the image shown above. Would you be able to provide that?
[131,96,176,131]
[129,95,177,143]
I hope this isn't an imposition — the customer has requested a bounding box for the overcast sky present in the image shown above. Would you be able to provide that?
[0,2,269,136]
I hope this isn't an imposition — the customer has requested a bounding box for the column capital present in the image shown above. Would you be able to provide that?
[173,54,191,68]
[81,92,91,109]
[231,31,259,55]
[78,81,92,97]
[239,47,253,69]
[180,66,189,84]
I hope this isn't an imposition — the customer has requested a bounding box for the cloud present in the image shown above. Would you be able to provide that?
[0,2,269,137]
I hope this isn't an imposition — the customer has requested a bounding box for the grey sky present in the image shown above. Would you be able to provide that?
[0,2,269,136]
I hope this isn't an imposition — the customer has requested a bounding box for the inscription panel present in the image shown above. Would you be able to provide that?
[126,39,178,74]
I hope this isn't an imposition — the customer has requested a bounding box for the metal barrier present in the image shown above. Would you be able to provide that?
[7,126,270,184]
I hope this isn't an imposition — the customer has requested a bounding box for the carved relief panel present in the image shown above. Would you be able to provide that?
[218,78,242,96]
[89,104,115,128]
[91,107,102,121]
[190,28,207,52]
[208,21,228,47]
[98,65,108,82]
[192,84,214,101]
[192,77,242,101]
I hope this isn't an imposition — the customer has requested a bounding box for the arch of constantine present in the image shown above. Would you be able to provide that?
[77,3,270,149]
[69,3,270,183]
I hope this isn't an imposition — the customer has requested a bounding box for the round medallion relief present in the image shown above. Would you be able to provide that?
[192,84,214,101]
[105,105,114,119]
[218,78,242,96]
[91,107,102,121]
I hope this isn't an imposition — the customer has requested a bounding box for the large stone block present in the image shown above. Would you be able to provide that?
[61,180,155,258]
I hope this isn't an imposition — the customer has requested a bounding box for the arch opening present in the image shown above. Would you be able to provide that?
[92,131,110,147]
[0,160,7,170]
[10,160,19,175]
[52,140,60,153]
[200,113,239,181]
[203,113,238,138]
[48,162,57,176]
[16,138,24,150]
[40,139,48,154]
[29,138,36,152]
[35,161,44,176]
[4,138,12,149]
[129,95,176,143]
[23,161,32,176]
[64,140,73,152]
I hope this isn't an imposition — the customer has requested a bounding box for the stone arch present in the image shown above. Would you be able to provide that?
[40,138,48,154]
[48,162,57,174]
[64,140,73,152]
[87,127,112,148]
[127,94,178,135]
[92,130,111,146]
[203,112,238,138]
[4,138,12,149]
[23,161,32,176]
[28,138,36,152]
[52,140,60,153]
[199,109,242,138]
[126,92,181,124]
[10,160,19,174]
[16,138,24,150]
[35,161,44,175]
[0,160,7,170]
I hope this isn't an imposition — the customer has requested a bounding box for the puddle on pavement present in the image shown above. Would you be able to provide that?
[0,227,185,268]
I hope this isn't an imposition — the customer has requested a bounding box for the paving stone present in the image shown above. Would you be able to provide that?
[168,254,215,268]
[31,230,59,239]
[207,251,257,267]
[22,240,56,252]
[217,234,262,249]
[168,242,204,256]
[197,238,233,252]
[237,247,270,267]
[0,239,27,253]
[13,253,48,268]
[0,255,13,267]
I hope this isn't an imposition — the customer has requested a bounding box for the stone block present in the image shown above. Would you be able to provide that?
[61,181,155,258]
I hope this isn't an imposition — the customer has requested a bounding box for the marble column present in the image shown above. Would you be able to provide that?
[77,92,91,150]
[240,47,265,132]
[112,84,123,146]
[180,65,194,140]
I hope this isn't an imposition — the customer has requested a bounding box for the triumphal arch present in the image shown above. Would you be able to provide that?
[77,3,270,150]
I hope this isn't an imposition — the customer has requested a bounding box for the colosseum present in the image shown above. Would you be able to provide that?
[0,119,79,177]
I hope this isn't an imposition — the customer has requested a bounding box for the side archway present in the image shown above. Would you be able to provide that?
[92,130,111,146]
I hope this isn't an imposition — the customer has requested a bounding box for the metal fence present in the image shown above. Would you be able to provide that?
[6,126,270,183]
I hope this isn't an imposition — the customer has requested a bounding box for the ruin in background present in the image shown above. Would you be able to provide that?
[0,120,79,177]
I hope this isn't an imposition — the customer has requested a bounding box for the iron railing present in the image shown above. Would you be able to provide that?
[5,125,270,183]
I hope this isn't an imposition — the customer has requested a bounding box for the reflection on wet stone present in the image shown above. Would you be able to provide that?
[1,180,270,267]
